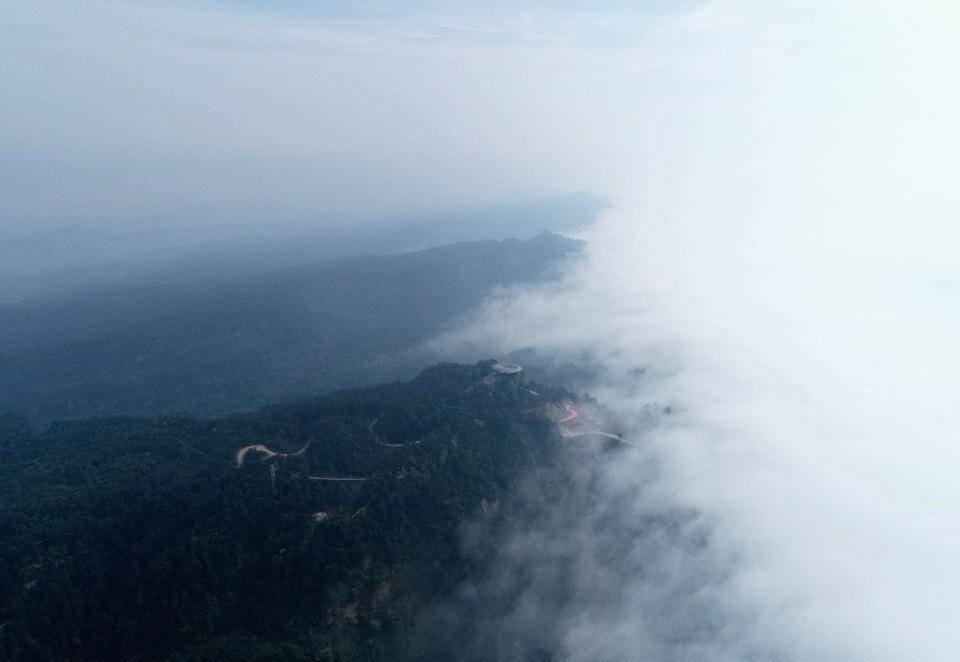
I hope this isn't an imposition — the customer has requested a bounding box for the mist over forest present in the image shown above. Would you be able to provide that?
[2,1,959,661]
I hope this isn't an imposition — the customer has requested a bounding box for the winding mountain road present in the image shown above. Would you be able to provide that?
[235,442,309,467]
[368,417,421,448]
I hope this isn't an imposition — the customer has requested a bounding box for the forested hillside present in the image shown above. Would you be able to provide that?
[0,232,581,424]
[0,361,593,662]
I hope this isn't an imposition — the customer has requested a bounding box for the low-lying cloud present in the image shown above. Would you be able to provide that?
[440,196,958,659]
[433,2,960,659]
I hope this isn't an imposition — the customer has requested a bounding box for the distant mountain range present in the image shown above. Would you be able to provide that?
[0,193,606,304]
[0,232,583,424]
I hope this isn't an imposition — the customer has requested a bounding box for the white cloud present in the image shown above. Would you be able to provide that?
[437,1,960,659]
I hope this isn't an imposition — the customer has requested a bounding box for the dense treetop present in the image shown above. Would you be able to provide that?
[0,361,585,661]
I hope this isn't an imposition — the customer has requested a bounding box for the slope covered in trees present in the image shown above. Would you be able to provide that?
[0,232,581,424]
[0,361,593,661]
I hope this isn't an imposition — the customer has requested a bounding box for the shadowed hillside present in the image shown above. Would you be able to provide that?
[0,232,582,423]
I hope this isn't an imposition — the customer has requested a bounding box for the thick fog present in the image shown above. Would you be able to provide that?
[435,1,960,660]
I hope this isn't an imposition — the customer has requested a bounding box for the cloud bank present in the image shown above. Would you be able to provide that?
[435,1,960,660]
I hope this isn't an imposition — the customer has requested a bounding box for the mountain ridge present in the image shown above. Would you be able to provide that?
[0,232,582,424]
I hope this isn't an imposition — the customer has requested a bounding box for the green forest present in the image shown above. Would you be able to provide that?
[0,361,606,661]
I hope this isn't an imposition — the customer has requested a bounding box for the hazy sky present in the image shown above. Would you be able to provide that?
[1,0,699,237]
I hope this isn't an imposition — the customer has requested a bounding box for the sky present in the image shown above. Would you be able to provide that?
[4,1,960,660]
[1,0,688,238]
